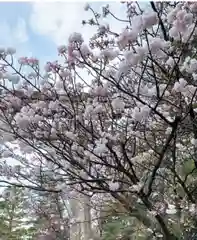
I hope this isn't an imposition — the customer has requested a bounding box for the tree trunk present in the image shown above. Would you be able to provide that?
[70,198,81,240]
[82,195,92,240]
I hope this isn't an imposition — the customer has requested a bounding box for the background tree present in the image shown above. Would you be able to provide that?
[0,186,35,240]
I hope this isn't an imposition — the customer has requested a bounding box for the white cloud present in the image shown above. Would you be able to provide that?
[30,2,94,45]
[13,18,29,43]
[29,2,130,47]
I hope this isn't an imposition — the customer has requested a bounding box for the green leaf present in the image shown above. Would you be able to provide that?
[192,103,197,109]
[182,159,195,176]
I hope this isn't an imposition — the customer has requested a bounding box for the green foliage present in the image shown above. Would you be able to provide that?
[102,215,132,240]
[101,214,153,240]
[0,186,37,240]
[181,158,195,176]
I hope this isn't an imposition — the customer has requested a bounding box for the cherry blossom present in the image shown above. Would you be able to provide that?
[0,2,196,239]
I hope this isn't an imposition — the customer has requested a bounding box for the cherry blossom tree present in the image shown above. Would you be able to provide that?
[0,1,197,239]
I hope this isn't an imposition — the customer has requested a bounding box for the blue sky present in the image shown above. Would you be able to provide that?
[0,2,147,67]
[0,2,57,61]
[0,2,109,62]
